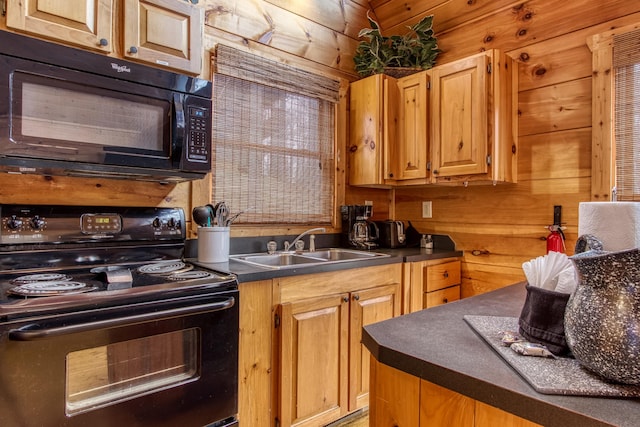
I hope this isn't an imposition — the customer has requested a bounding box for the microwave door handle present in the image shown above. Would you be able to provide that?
[174,93,186,145]
[9,297,235,341]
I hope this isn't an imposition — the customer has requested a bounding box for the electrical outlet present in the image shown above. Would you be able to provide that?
[364,200,373,206]
[422,201,432,218]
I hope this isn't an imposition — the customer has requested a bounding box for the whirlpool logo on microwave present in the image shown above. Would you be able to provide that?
[110,63,131,73]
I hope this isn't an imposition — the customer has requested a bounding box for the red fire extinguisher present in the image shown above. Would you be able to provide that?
[546,205,566,253]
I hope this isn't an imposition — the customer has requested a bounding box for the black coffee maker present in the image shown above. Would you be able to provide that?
[340,205,379,249]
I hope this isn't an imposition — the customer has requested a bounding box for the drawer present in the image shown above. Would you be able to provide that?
[424,285,460,308]
[424,260,461,292]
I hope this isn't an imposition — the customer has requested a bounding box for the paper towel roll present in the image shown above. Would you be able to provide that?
[578,202,640,251]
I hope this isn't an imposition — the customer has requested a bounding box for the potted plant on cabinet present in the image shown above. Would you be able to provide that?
[353,13,440,78]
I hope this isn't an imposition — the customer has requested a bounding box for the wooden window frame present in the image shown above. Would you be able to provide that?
[588,22,640,201]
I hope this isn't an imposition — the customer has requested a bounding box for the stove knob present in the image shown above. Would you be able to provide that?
[167,217,177,228]
[6,215,23,230]
[153,217,162,228]
[30,215,45,230]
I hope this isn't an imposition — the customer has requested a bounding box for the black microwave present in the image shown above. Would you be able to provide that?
[0,31,212,183]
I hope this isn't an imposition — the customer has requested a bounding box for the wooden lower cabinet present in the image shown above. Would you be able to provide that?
[370,357,542,427]
[238,280,273,427]
[404,257,462,313]
[279,293,350,426]
[275,264,402,427]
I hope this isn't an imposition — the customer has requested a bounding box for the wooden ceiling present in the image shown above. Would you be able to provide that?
[368,0,526,35]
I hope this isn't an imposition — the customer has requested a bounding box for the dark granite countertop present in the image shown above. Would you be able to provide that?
[189,246,462,283]
[362,283,640,427]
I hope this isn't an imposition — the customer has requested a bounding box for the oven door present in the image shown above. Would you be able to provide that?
[0,290,239,427]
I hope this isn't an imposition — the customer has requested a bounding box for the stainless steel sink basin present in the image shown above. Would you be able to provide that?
[230,248,389,270]
[234,253,324,268]
[304,248,386,261]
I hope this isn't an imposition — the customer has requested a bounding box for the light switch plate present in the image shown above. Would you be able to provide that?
[422,201,432,218]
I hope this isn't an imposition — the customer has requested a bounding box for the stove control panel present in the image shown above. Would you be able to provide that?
[81,213,122,233]
[0,205,185,245]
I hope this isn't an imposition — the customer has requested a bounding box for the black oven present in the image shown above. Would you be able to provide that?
[0,31,212,183]
[0,205,238,427]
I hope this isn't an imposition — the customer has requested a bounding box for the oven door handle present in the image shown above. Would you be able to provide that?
[9,297,235,341]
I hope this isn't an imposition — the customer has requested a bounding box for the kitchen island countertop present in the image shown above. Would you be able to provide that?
[362,283,640,427]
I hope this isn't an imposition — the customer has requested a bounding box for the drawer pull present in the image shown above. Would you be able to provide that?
[443,298,449,304]
[443,271,449,278]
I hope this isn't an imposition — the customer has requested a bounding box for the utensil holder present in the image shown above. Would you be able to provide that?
[197,226,230,263]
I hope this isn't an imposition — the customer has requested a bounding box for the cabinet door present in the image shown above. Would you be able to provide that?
[430,52,489,179]
[421,380,474,427]
[349,74,398,186]
[123,0,203,74]
[349,283,401,411]
[397,71,429,180]
[6,0,113,52]
[279,294,349,427]
[475,401,542,427]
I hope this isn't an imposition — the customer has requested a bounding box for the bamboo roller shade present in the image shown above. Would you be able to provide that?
[210,45,337,224]
[613,29,640,201]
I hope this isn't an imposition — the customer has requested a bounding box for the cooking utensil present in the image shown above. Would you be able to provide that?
[192,205,214,227]
[224,208,251,226]
[215,202,229,226]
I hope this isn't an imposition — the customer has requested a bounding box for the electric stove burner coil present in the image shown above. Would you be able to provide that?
[167,270,215,281]
[11,273,73,284]
[138,261,193,275]
[8,281,95,297]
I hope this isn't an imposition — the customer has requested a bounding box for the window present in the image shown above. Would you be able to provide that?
[590,24,640,201]
[612,30,640,200]
[211,46,340,224]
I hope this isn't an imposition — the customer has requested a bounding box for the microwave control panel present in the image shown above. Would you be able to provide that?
[186,107,210,164]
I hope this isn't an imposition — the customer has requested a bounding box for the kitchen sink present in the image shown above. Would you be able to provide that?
[304,248,386,261]
[230,248,389,270]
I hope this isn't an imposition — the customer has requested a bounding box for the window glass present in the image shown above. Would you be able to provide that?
[212,74,335,224]
[66,329,199,415]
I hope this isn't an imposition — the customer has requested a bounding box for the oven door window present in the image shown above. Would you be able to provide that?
[65,328,200,416]
[10,71,171,162]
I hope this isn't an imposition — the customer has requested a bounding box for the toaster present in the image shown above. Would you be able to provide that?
[375,220,407,248]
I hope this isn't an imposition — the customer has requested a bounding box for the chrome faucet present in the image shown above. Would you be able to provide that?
[284,227,326,252]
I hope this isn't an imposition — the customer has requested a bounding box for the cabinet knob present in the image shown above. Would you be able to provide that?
[433,169,439,175]
[99,38,108,47]
[443,298,449,304]
[443,271,449,278]
[128,46,138,54]
[353,294,360,301]
[342,296,349,303]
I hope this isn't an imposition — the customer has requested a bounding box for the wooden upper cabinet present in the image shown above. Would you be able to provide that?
[6,0,114,52]
[397,71,430,181]
[348,74,399,187]
[429,49,517,184]
[123,0,203,74]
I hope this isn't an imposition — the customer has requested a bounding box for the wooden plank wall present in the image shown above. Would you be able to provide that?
[370,0,640,297]
[1,1,638,298]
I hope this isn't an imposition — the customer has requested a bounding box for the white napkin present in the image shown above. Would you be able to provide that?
[522,252,577,294]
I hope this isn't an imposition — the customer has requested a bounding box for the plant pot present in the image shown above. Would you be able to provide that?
[383,67,423,78]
